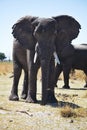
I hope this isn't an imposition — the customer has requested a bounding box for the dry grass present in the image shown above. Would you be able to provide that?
[0,62,86,81]
[60,106,87,118]
[70,70,86,81]
[75,108,87,117]
[0,62,13,75]
[60,106,76,117]
[0,64,87,130]
[58,70,86,82]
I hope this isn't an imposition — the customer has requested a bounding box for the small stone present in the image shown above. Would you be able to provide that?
[70,119,74,123]
[9,120,13,122]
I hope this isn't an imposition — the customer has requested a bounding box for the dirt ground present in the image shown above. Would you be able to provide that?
[0,73,87,130]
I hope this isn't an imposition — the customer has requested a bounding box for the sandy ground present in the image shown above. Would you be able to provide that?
[0,74,87,130]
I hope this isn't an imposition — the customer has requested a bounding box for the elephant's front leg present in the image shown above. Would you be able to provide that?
[9,63,22,101]
[26,50,40,103]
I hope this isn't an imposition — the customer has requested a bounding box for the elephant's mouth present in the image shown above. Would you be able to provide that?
[33,43,60,65]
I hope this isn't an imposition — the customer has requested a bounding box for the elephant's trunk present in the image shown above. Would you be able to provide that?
[40,59,49,105]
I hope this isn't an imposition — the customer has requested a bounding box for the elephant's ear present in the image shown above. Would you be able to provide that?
[53,15,81,41]
[12,16,38,49]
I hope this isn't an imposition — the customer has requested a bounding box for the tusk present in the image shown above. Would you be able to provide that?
[34,42,39,63]
[53,52,60,64]
[34,52,38,63]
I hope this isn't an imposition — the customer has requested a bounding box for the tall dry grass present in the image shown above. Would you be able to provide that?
[0,62,13,75]
[59,70,86,81]
[0,62,86,81]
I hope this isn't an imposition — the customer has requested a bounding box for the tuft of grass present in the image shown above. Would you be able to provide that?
[70,70,86,81]
[60,106,87,118]
[60,106,76,118]
[75,108,87,117]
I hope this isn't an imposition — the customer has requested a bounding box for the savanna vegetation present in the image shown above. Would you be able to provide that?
[0,62,87,130]
[0,61,13,75]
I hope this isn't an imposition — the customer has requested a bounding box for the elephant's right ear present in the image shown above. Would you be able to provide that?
[12,16,37,50]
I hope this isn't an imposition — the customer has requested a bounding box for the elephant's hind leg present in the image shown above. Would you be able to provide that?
[21,70,28,99]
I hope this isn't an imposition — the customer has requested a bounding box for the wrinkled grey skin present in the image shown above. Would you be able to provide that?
[9,40,28,100]
[9,16,57,105]
[9,15,81,105]
[55,44,87,89]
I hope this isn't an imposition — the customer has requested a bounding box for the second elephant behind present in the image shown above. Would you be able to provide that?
[55,44,87,89]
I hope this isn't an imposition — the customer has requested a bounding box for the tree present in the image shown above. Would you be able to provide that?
[0,52,6,61]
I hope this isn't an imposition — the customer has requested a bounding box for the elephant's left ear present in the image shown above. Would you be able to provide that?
[53,15,81,41]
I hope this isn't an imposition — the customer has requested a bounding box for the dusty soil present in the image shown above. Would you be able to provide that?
[0,73,87,130]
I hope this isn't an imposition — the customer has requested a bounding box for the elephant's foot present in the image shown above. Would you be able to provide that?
[26,93,37,103]
[41,91,58,105]
[21,94,27,100]
[62,85,70,89]
[47,90,58,103]
[9,94,19,101]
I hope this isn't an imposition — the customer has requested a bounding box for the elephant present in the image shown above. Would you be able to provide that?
[9,39,28,101]
[33,18,58,105]
[10,15,81,105]
[9,16,58,105]
[55,44,87,89]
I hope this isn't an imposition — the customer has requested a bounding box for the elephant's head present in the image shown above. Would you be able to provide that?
[33,18,57,62]
[12,15,38,50]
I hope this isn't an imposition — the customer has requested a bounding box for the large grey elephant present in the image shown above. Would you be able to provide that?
[55,44,87,89]
[9,15,81,105]
[9,16,58,105]
[32,18,58,105]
